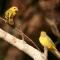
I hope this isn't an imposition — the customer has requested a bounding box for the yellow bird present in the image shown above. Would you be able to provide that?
[4,6,18,25]
[39,31,60,59]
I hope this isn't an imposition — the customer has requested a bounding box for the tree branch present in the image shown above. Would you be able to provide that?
[0,28,48,60]
[46,18,60,38]
[0,16,40,50]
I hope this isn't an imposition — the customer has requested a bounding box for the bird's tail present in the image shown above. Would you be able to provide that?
[9,19,14,25]
[51,49,60,59]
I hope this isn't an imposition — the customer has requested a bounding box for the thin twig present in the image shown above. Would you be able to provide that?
[46,18,60,38]
[14,27,40,51]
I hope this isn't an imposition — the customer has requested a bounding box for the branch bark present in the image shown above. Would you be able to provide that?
[0,28,48,60]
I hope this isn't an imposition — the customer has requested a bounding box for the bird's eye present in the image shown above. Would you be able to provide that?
[14,8,16,9]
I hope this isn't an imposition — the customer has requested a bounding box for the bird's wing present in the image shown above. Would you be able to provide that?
[46,36,56,48]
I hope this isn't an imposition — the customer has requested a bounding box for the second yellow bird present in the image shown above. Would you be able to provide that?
[39,31,60,59]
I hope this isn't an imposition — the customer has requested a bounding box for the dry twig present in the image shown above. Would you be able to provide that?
[46,18,60,38]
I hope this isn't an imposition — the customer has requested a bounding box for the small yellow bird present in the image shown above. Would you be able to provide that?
[4,6,18,25]
[39,31,60,59]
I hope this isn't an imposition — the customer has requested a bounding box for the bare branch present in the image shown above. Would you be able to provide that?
[45,18,60,38]
[0,28,48,60]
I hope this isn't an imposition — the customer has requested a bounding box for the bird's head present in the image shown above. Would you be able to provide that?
[11,6,18,12]
[40,31,46,37]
